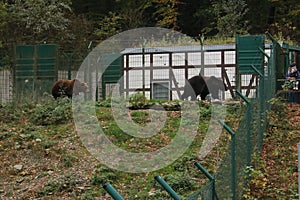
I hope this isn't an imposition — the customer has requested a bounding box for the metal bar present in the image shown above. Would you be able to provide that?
[194,161,214,182]
[250,60,265,148]
[194,161,216,200]
[169,52,173,100]
[142,39,147,96]
[154,175,182,200]
[218,120,235,137]
[250,64,263,77]
[200,36,205,77]
[218,120,236,200]
[103,182,125,200]
[258,47,270,59]
[235,90,250,104]
[265,31,276,43]
[235,91,252,167]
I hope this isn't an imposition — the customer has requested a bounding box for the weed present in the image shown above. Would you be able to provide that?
[96,98,111,107]
[267,97,289,128]
[130,110,150,125]
[80,194,95,200]
[38,175,78,196]
[199,106,211,119]
[91,166,118,186]
[128,92,150,109]
[0,103,23,122]
[62,154,76,167]
[30,98,72,125]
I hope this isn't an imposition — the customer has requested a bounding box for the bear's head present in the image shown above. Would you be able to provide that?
[73,79,89,95]
[206,76,227,99]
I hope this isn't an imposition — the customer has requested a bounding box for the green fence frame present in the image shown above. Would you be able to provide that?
[14,44,57,101]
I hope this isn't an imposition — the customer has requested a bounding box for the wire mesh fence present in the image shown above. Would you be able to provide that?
[214,34,283,200]
[0,49,13,102]
[186,181,217,200]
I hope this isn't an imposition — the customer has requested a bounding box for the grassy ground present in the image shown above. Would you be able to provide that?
[0,96,299,199]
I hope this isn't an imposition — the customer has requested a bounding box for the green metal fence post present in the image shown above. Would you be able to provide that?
[154,175,182,200]
[142,39,146,96]
[194,161,216,200]
[218,120,236,200]
[103,182,125,200]
[235,91,251,167]
[250,64,265,153]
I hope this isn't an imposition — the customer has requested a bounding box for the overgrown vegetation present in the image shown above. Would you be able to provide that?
[2,0,300,53]
[30,97,72,125]
[0,96,299,199]
[245,98,300,199]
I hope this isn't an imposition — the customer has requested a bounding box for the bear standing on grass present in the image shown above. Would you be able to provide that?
[51,79,89,99]
[181,75,227,101]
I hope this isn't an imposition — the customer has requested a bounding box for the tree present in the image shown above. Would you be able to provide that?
[267,0,300,43]
[211,0,249,37]
[94,0,155,41]
[94,12,122,42]
[152,0,182,30]
[245,0,271,35]
[116,0,153,29]
[71,0,117,22]
[0,2,7,48]
[181,0,214,37]
[5,0,73,44]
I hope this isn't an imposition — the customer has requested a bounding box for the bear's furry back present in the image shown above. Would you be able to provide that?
[51,79,88,99]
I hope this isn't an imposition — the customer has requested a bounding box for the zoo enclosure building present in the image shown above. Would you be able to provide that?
[0,35,300,102]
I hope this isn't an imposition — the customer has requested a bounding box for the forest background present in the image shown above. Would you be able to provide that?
[1,0,300,53]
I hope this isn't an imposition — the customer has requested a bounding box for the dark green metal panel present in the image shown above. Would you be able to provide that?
[15,45,35,78]
[101,53,122,98]
[236,35,265,74]
[36,44,57,78]
[15,44,57,99]
[15,45,35,98]
[36,44,57,95]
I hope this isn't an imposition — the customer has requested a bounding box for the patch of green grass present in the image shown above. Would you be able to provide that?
[130,110,150,125]
[38,174,79,197]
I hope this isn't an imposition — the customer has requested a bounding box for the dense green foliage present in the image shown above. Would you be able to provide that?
[1,0,300,51]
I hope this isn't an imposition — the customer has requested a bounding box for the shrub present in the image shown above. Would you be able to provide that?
[128,92,150,109]
[30,98,72,125]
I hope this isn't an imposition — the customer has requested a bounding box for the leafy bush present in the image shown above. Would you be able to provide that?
[282,79,296,90]
[128,92,150,109]
[30,98,72,125]
[0,103,24,123]
[96,98,112,107]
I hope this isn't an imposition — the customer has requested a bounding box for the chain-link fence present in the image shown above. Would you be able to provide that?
[0,49,13,103]
[214,33,283,199]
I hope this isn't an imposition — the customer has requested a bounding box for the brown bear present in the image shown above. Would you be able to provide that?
[181,75,227,101]
[51,79,89,99]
